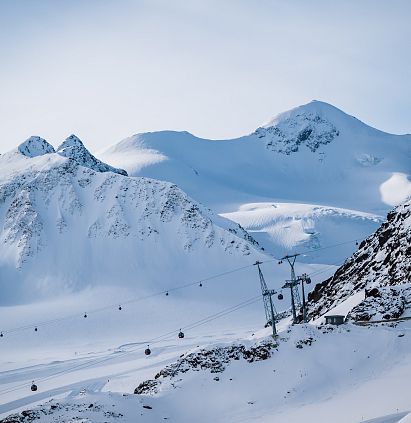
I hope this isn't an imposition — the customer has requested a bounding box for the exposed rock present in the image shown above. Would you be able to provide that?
[254,111,339,154]
[0,399,125,423]
[18,136,55,158]
[57,134,128,176]
[346,287,410,322]
[134,340,277,395]
[308,200,411,320]
[134,379,159,395]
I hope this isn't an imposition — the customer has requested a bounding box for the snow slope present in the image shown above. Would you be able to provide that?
[0,135,269,304]
[101,101,411,262]
[1,320,410,423]
[221,202,383,263]
[0,135,334,371]
[0,137,348,422]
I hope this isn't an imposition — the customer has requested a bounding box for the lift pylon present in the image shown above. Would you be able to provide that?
[281,254,302,324]
[255,261,278,337]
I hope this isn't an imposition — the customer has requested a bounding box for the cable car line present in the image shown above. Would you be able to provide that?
[0,262,273,337]
[0,295,262,397]
[0,236,365,337]
[0,232,372,400]
[294,236,366,257]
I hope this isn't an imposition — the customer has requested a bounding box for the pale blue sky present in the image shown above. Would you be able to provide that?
[0,0,410,152]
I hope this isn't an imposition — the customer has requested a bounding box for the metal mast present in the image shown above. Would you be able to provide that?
[281,254,301,324]
[255,261,277,337]
[299,273,311,323]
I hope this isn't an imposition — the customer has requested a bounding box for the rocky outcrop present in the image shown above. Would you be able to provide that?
[0,400,125,423]
[346,286,411,322]
[57,134,127,176]
[254,111,339,154]
[17,136,55,157]
[308,200,411,319]
[134,340,277,395]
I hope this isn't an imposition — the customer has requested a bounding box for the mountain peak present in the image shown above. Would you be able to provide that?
[57,134,84,151]
[57,134,128,176]
[18,136,55,158]
[262,100,354,129]
[253,101,355,155]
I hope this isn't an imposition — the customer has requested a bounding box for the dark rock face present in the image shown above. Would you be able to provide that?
[347,287,410,322]
[134,340,277,395]
[308,200,411,320]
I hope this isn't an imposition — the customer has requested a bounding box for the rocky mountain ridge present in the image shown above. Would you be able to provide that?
[308,199,411,320]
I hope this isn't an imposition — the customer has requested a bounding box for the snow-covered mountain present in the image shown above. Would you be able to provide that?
[1,105,411,423]
[0,135,266,304]
[101,101,411,262]
[308,199,411,320]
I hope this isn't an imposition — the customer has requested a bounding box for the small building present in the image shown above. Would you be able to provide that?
[325,315,345,325]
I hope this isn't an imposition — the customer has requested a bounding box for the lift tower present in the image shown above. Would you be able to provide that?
[299,273,311,323]
[281,254,302,324]
[254,261,278,337]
